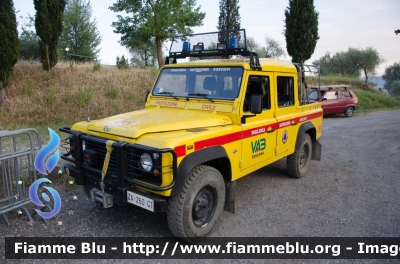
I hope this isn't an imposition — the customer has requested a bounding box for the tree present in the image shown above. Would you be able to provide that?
[284,0,319,63]
[313,47,384,83]
[129,40,157,68]
[18,15,41,60]
[34,0,66,71]
[382,62,400,96]
[247,36,286,59]
[217,0,241,43]
[264,36,286,59]
[0,0,19,107]
[357,47,385,84]
[59,0,102,62]
[110,0,205,68]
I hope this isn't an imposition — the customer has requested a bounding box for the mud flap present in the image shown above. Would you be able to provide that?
[224,181,237,214]
[312,140,322,161]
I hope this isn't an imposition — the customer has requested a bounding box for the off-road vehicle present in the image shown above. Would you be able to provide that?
[60,29,323,243]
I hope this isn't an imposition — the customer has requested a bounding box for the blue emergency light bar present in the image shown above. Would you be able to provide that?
[166,29,261,70]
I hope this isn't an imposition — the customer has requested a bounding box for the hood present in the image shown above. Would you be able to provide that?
[86,107,232,139]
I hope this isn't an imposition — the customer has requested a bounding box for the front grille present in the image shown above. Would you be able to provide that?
[85,141,119,178]
[83,138,164,186]
[60,127,177,192]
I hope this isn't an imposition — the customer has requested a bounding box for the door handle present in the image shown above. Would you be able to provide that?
[267,128,275,133]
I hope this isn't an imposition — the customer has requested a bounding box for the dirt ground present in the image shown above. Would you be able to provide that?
[1,109,400,263]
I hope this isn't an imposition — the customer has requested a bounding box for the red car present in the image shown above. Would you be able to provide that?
[307,86,359,117]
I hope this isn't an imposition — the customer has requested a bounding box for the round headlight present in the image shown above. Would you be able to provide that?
[140,153,153,171]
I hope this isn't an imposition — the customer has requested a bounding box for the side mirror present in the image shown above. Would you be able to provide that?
[250,94,263,114]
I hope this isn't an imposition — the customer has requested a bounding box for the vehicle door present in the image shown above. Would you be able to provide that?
[274,74,297,155]
[240,73,277,170]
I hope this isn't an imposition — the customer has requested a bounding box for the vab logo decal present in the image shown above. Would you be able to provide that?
[32,128,62,218]
[29,178,61,218]
[251,138,266,153]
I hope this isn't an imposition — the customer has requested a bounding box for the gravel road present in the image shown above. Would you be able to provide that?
[1,110,400,263]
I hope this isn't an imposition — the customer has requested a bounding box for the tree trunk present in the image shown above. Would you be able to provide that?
[364,68,368,84]
[46,43,50,71]
[156,37,164,68]
[0,84,6,108]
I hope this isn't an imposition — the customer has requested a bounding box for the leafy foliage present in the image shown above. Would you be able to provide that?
[18,15,41,60]
[129,40,157,68]
[247,36,286,59]
[34,0,67,71]
[313,47,384,83]
[109,0,205,68]
[116,55,129,69]
[284,0,319,63]
[217,0,241,42]
[382,62,400,96]
[0,0,19,90]
[59,0,102,62]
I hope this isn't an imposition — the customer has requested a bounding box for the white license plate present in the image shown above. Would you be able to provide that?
[127,191,154,212]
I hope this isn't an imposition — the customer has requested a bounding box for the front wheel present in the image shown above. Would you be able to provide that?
[287,133,312,178]
[344,107,354,117]
[167,165,225,243]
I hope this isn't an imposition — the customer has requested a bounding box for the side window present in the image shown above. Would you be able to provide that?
[277,76,294,107]
[339,91,351,98]
[323,91,338,100]
[244,76,270,111]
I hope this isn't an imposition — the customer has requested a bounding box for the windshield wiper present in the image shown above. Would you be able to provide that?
[187,93,214,103]
[156,92,179,100]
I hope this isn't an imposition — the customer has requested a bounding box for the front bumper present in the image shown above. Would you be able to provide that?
[60,127,177,211]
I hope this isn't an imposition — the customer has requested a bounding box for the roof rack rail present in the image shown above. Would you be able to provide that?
[165,29,261,70]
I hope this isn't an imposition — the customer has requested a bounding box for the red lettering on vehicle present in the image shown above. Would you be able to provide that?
[156,101,178,107]
[202,104,216,111]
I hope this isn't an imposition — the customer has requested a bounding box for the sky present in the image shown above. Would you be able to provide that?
[14,0,400,76]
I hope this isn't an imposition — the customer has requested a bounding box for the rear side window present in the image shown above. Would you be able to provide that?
[339,91,351,98]
[323,91,338,100]
[277,76,294,107]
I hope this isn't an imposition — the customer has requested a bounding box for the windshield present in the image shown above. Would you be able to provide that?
[153,67,243,100]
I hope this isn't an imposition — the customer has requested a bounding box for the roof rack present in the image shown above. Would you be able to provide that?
[165,29,261,70]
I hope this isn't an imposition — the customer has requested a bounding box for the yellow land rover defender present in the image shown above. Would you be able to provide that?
[60,29,323,243]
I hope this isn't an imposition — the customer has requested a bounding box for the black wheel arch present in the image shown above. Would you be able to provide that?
[295,121,321,161]
[171,146,231,196]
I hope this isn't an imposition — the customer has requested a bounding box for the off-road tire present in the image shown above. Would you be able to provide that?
[287,133,312,178]
[344,107,354,117]
[167,165,225,243]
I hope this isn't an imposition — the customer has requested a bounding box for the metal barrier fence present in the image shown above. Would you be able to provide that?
[0,128,43,225]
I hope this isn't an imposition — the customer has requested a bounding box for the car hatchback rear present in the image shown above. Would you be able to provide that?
[308,86,359,117]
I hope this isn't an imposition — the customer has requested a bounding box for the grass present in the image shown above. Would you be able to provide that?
[0,61,157,129]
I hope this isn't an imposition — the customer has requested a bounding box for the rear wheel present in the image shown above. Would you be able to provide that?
[167,165,225,243]
[344,107,354,117]
[287,133,312,178]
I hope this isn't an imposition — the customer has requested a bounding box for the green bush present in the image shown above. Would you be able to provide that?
[107,87,119,99]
